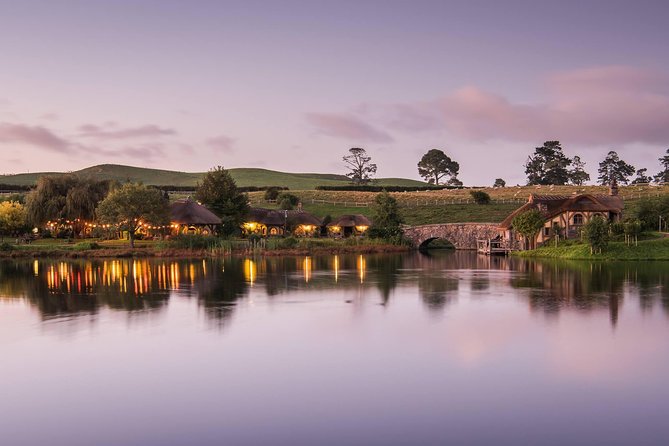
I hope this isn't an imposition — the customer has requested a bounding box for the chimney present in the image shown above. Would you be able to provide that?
[609,179,619,196]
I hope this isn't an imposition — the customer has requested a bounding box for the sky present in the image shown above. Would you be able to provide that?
[0,0,668,185]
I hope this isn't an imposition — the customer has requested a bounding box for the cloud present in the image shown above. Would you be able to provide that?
[387,66,669,146]
[206,135,235,153]
[84,143,166,161]
[0,122,72,153]
[305,112,394,143]
[78,123,176,139]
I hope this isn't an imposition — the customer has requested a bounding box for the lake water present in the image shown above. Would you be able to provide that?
[1,252,669,446]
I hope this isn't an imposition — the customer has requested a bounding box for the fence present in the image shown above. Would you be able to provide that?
[306,198,527,208]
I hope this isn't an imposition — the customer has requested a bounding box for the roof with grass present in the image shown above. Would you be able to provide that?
[170,199,222,225]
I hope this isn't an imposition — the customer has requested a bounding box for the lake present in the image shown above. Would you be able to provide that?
[1,252,669,446]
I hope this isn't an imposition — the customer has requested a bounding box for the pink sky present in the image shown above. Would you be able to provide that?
[1,0,667,185]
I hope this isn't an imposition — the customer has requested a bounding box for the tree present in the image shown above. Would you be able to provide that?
[343,148,377,185]
[25,175,109,235]
[493,178,506,188]
[569,156,590,185]
[96,183,169,248]
[524,141,572,185]
[582,215,609,254]
[195,166,249,236]
[0,201,27,241]
[631,168,652,185]
[623,219,642,246]
[417,149,460,185]
[512,210,545,250]
[264,187,281,201]
[368,191,403,240]
[470,190,491,205]
[656,148,669,184]
[597,151,635,185]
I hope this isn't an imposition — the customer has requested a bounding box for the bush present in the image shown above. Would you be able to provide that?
[264,187,281,201]
[278,197,294,210]
[610,221,625,236]
[582,215,609,254]
[470,190,491,205]
[73,241,101,250]
[0,242,14,251]
[169,234,221,249]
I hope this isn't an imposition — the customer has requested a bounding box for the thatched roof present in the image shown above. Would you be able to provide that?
[247,208,286,226]
[247,208,322,227]
[170,199,222,225]
[499,193,624,229]
[287,210,322,226]
[327,214,372,228]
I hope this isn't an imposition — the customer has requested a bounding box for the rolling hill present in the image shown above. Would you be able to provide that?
[0,164,427,190]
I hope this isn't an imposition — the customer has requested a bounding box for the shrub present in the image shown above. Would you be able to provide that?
[470,190,491,205]
[73,241,101,250]
[0,242,14,251]
[264,187,281,201]
[169,234,221,250]
[582,215,609,254]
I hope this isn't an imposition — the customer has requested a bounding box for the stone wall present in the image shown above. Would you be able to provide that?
[403,223,501,250]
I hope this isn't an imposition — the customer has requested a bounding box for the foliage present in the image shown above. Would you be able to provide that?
[0,242,13,251]
[623,219,642,246]
[656,148,669,183]
[264,187,281,201]
[168,234,221,250]
[631,168,652,184]
[582,215,609,254]
[493,178,506,188]
[470,190,491,204]
[524,141,573,185]
[278,197,294,210]
[597,151,635,185]
[512,209,545,249]
[0,193,26,204]
[569,156,590,185]
[277,193,300,206]
[632,197,669,230]
[195,166,250,236]
[24,175,110,230]
[73,241,101,250]
[368,191,404,240]
[417,149,460,185]
[343,148,377,185]
[96,183,169,247]
[0,201,27,239]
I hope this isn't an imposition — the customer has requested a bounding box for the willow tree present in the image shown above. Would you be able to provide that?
[25,175,110,236]
[96,183,169,247]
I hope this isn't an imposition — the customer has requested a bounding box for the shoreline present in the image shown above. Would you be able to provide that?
[513,237,669,261]
[0,244,411,260]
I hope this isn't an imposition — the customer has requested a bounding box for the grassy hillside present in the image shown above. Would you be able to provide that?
[0,164,427,189]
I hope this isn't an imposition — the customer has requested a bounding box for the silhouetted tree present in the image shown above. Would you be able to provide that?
[598,151,635,185]
[343,148,377,185]
[569,156,590,185]
[656,148,669,183]
[524,141,572,185]
[631,168,652,184]
[493,178,506,188]
[417,149,460,185]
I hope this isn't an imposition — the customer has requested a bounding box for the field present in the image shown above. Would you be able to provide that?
[247,184,669,225]
[0,164,427,189]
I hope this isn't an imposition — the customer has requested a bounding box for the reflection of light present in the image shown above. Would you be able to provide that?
[355,225,369,233]
[357,255,366,283]
[33,260,39,277]
[244,259,256,285]
[333,255,339,283]
[303,256,312,283]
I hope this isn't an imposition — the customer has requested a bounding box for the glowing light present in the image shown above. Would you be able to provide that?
[303,256,312,283]
[333,255,339,283]
[33,260,39,277]
[357,255,366,283]
[244,259,256,285]
[355,225,369,233]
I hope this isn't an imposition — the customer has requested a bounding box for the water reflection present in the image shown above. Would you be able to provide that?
[1,253,669,328]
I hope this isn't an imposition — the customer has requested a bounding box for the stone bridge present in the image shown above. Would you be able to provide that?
[403,223,501,250]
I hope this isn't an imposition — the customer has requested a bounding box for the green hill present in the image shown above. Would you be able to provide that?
[0,164,427,190]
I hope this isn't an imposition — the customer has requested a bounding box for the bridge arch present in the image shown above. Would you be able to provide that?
[403,223,500,250]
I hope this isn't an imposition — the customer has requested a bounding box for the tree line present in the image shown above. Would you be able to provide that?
[342,144,669,187]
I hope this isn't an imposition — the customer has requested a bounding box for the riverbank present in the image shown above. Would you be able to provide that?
[514,236,669,260]
[0,240,410,259]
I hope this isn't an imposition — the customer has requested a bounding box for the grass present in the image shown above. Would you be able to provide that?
[0,164,427,189]
[515,236,669,260]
